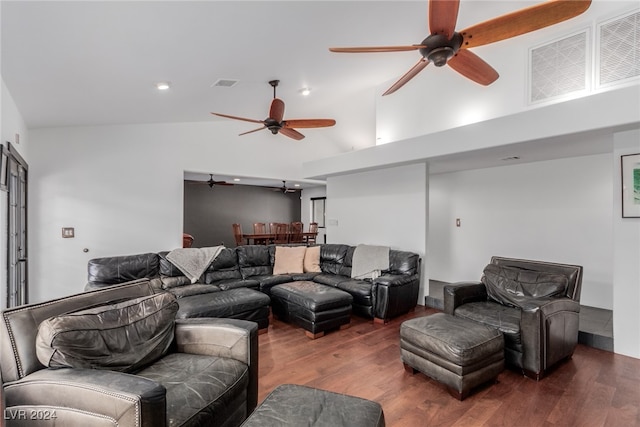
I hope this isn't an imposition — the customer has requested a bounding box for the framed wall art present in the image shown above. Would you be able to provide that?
[621,153,640,218]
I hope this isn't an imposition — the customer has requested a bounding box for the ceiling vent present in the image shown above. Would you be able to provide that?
[528,30,588,104]
[211,79,239,88]
[597,9,640,88]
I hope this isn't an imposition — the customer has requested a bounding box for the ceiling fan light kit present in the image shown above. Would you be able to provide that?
[329,0,592,95]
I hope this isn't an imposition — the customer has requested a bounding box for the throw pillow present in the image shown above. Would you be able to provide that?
[273,246,307,275]
[482,263,568,308]
[303,245,321,273]
[36,292,178,372]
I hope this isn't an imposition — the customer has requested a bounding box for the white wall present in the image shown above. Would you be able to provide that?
[326,163,429,301]
[27,121,344,302]
[429,153,614,309]
[612,129,640,358]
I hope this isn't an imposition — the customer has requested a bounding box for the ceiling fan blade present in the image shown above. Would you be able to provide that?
[239,126,266,136]
[382,58,429,96]
[429,0,460,39]
[211,112,264,124]
[447,49,499,86]
[329,45,424,53]
[270,98,285,123]
[279,127,305,141]
[283,119,336,129]
[459,0,591,49]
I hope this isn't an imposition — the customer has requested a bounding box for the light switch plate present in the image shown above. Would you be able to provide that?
[62,227,75,238]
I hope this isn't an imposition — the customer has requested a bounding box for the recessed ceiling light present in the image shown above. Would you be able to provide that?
[156,81,171,90]
[299,87,311,96]
[294,183,300,187]
[233,178,241,182]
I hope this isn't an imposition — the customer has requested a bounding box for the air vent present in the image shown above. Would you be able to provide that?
[211,79,239,88]
[529,31,588,104]
[597,10,640,88]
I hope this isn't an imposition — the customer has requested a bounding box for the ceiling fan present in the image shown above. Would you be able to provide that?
[329,0,591,95]
[211,80,336,140]
[186,174,234,188]
[271,181,299,194]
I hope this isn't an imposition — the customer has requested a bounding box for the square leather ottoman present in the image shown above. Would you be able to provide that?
[241,384,385,427]
[400,312,504,400]
[270,281,353,339]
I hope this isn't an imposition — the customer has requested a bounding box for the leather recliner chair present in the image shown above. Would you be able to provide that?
[1,279,258,427]
[444,256,583,380]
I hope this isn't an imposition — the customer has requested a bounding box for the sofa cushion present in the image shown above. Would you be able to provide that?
[454,301,523,352]
[273,246,307,275]
[238,245,273,278]
[303,246,321,273]
[167,283,221,298]
[205,247,243,283]
[482,264,568,308]
[137,352,249,427]
[36,292,178,372]
[319,244,349,275]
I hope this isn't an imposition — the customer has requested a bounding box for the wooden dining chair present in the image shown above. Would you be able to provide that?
[269,222,279,234]
[232,223,243,246]
[306,222,318,245]
[253,222,268,245]
[274,223,289,244]
[182,233,194,248]
[290,221,304,243]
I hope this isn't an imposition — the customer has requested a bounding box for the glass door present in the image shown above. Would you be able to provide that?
[6,143,28,307]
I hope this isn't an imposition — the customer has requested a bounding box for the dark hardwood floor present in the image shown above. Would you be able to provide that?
[257,306,640,426]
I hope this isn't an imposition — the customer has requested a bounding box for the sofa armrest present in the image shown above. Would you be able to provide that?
[4,368,165,427]
[373,273,416,287]
[174,318,258,413]
[443,281,486,315]
[520,297,581,376]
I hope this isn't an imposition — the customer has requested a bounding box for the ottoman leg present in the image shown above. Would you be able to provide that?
[305,331,325,340]
[403,363,417,374]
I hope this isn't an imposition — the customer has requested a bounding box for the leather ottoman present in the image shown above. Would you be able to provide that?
[241,384,385,427]
[270,281,353,339]
[400,312,504,400]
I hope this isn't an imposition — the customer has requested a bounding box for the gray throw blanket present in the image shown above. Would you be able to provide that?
[166,246,224,284]
[351,244,390,280]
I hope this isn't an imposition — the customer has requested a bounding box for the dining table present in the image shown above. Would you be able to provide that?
[242,232,318,245]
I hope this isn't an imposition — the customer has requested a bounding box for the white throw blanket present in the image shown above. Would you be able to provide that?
[166,246,224,284]
[351,244,390,280]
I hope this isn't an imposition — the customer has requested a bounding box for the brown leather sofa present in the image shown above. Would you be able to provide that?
[444,256,583,380]
[1,279,258,427]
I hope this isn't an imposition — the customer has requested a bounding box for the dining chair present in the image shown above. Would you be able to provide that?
[232,223,243,246]
[290,221,304,243]
[274,223,289,244]
[253,222,268,245]
[306,222,318,245]
[269,222,279,234]
[182,233,194,248]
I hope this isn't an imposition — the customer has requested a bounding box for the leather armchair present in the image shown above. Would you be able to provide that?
[1,279,258,427]
[444,256,583,380]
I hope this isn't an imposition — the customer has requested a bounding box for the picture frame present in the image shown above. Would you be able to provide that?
[0,144,9,192]
[621,153,640,218]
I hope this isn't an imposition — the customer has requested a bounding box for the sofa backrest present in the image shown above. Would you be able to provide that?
[319,244,350,275]
[0,279,157,382]
[237,245,274,278]
[87,252,160,288]
[388,250,420,275]
[204,247,242,283]
[489,256,583,302]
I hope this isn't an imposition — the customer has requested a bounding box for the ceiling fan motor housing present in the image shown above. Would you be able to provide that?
[419,33,463,67]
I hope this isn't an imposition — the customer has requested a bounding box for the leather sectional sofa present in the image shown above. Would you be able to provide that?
[85,244,421,325]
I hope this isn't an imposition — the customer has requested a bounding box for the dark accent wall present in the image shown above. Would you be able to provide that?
[183,182,301,247]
